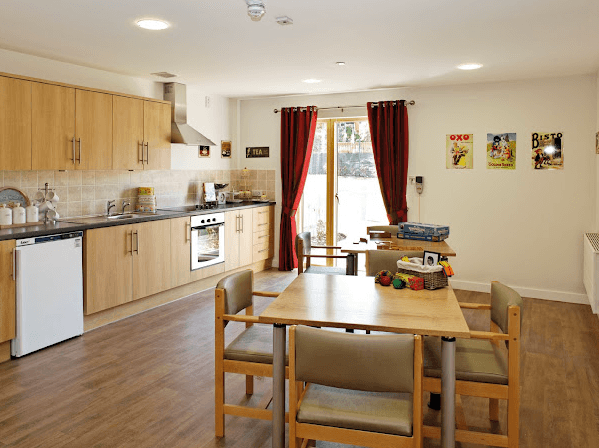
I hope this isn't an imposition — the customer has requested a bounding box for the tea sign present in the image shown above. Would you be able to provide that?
[246,146,270,158]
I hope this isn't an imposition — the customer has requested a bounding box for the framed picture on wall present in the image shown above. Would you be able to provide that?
[423,251,440,267]
[198,146,210,158]
[221,141,232,158]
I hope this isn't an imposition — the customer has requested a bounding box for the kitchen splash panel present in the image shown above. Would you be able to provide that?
[0,169,275,217]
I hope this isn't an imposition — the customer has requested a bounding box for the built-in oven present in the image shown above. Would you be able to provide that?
[190,212,225,270]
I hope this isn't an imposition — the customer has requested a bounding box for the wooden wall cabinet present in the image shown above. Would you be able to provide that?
[75,89,113,170]
[0,240,16,343]
[113,97,171,171]
[224,209,253,271]
[84,220,172,315]
[0,77,32,170]
[31,83,76,170]
[252,205,275,263]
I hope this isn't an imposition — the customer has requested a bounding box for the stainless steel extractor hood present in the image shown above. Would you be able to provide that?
[163,82,216,146]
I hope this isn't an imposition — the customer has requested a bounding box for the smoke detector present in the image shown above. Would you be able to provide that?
[276,16,293,25]
[246,0,265,21]
[151,72,177,78]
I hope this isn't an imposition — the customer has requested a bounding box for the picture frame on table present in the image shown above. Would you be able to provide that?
[423,251,440,267]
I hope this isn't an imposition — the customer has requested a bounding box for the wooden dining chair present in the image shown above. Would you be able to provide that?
[289,325,423,448]
[295,231,355,275]
[422,281,523,448]
[365,249,422,276]
[214,269,288,438]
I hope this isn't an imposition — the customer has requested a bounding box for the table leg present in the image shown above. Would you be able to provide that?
[272,323,286,448]
[441,336,456,448]
[352,253,358,275]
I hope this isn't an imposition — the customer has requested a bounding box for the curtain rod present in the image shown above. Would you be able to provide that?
[273,100,415,113]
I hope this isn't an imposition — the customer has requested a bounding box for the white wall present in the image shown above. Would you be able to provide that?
[0,48,231,171]
[238,75,597,303]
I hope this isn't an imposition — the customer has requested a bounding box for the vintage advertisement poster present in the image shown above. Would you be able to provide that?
[531,132,563,170]
[446,134,473,169]
[487,133,516,169]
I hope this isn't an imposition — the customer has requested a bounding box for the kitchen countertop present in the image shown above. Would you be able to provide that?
[0,201,276,241]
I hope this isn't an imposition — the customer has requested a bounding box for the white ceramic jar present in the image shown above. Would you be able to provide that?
[0,204,12,226]
[26,204,39,223]
[13,202,26,224]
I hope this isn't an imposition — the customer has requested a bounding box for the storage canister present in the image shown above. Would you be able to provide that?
[13,202,26,224]
[26,204,39,223]
[0,204,12,226]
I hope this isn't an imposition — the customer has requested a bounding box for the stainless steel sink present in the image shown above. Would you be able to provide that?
[106,214,140,220]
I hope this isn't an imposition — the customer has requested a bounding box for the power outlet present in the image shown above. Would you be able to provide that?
[205,96,211,108]
[408,176,416,184]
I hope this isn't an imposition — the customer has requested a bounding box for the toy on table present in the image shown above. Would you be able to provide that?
[394,272,425,291]
[401,255,410,262]
[392,278,406,289]
[379,275,392,286]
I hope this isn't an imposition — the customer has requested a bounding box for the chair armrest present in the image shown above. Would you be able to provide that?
[223,314,260,323]
[304,254,349,259]
[311,245,342,250]
[469,330,509,341]
[458,302,492,310]
[253,291,280,298]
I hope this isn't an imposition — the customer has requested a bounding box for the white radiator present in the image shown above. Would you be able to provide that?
[583,233,599,313]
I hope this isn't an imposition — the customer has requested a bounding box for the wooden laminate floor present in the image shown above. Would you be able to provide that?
[0,269,598,447]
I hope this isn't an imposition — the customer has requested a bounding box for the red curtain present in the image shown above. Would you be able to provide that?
[279,106,318,271]
[367,101,409,225]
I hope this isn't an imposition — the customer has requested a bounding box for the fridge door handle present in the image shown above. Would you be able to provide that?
[13,249,19,281]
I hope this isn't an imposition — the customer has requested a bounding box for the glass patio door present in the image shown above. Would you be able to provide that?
[300,118,387,267]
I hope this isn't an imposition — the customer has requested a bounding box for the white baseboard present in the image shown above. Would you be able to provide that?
[450,279,590,305]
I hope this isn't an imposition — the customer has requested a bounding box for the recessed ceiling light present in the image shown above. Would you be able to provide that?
[302,79,321,84]
[136,19,170,30]
[457,63,483,70]
[336,62,346,66]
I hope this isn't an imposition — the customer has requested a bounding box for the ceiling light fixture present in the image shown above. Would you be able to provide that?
[246,0,266,21]
[457,63,483,70]
[136,19,170,30]
[302,79,321,84]
[336,62,346,66]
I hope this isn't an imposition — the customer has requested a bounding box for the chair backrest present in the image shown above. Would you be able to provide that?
[216,269,253,315]
[293,325,414,393]
[365,249,422,276]
[490,281,523,334]
[295,232,311,256]
[367,225,398,235]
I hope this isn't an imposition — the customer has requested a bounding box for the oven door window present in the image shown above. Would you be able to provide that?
[196,224,222,263]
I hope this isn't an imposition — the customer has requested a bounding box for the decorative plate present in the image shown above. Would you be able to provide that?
[0,187,31,207]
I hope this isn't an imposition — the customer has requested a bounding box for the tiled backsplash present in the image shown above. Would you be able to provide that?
[0,169,275,218]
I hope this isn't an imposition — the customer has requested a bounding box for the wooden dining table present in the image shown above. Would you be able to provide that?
[259,273,470,448]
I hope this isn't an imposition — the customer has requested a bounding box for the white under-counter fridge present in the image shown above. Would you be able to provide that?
[11,231,84,357]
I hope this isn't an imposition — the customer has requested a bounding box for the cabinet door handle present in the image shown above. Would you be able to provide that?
[71,137,76,162]
[240,215,244,233]
[258,249,268,253]
[145,142,150,164]
[186,222,191,242]
[77,138,82,164]
[11,249,16,280]
[258,223,268,227]
[258,235,268,239]
[139,141,145,165]
[258,211,268,214]
[128,231,133,254]
[237,215,240,233]
[133,230,139,254]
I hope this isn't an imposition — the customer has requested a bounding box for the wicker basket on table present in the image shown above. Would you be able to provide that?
[396,266,448,290]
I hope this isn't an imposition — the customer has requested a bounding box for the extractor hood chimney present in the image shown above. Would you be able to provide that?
[163,82,216,146]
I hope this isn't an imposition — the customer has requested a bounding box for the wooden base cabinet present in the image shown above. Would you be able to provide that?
[252,205,274,263]
[0,240,16,343]
[170,217,192,288]
[224,209,253,271]
[84,224,134,315]
[85,220,172,315]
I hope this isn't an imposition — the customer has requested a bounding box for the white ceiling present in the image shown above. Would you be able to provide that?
[1,0,598,98]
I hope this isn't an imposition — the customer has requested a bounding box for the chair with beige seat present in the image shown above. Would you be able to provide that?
[289,325,423,448]
[214,269,288,438]
[365,249,422,276]
[422,281,523,448]
[295,231,355,275]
